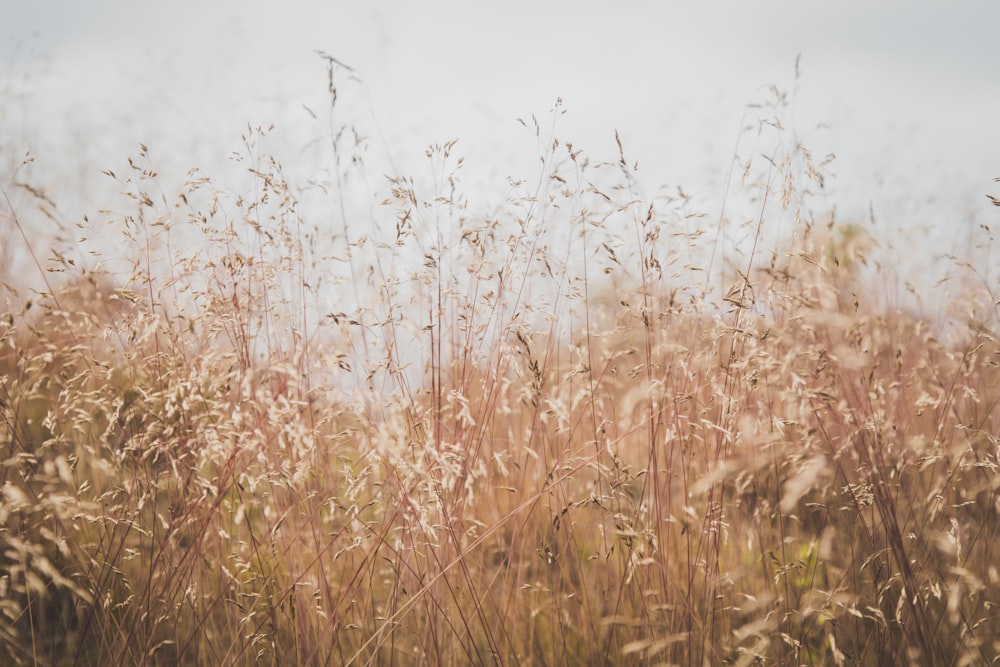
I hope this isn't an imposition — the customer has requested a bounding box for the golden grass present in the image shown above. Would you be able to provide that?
[1,77,999,666]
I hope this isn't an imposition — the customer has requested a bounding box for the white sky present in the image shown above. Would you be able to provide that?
[3,1,1000,247]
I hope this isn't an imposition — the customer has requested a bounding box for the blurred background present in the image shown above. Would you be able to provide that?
[3,0,999,252]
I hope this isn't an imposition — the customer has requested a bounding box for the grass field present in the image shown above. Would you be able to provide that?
[2,77,999,666]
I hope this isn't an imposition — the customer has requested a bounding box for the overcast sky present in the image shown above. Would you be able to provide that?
[3,1,1000,239]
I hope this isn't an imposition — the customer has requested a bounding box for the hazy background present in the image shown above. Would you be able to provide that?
[3,1,999,253]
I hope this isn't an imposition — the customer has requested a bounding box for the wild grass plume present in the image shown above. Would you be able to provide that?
[1,70,998,666]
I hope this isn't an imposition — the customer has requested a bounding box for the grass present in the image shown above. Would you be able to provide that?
[1,69,999,666]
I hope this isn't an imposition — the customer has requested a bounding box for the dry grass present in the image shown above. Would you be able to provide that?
[1,73,999,666]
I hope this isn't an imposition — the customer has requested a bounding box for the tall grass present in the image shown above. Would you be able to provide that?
[1,71,999,666]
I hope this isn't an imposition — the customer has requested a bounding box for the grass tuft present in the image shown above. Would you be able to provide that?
[1,72,998,666]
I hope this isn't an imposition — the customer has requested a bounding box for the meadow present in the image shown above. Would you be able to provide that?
[2,73,999,666]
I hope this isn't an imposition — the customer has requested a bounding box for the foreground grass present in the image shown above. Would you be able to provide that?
[2,87,999,666]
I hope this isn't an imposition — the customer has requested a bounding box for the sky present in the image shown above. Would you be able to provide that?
[3,1,1000,258]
